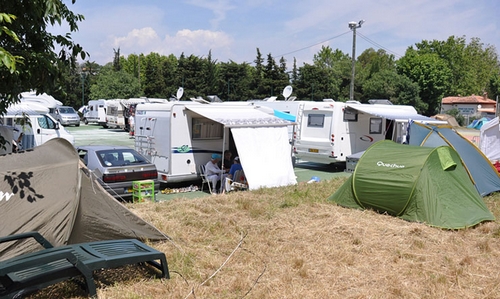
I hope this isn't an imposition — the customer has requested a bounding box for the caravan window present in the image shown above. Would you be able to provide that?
[192,118,223,139]
[343,108,358,122]
[307,114,325,128]
[369,118,383,134]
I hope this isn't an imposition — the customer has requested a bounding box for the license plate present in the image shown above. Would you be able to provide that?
[308,148,319,153]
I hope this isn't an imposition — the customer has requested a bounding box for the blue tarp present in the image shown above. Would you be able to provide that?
[467,117,490,129]
[408,123,500,196]
[273,109,296,122]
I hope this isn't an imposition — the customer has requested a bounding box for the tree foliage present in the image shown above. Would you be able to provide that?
[0,0,87,114]
[89,65,142,99]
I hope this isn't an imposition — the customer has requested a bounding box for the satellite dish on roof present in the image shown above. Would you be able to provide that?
[176,87,184,100]
[282,85,293,100]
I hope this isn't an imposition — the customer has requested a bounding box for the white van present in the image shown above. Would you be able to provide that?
[1,103,75,151]
[52,105,80,127]
[84,99,108,127]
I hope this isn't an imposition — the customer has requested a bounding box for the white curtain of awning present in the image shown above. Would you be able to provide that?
[231,126,297,190]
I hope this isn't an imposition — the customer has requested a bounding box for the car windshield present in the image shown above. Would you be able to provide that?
[59,107,76,114]
[96,149,149,167]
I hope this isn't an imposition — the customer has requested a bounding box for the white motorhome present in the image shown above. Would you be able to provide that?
[105,99,125,129]
[84,99,108,127]
[291,100,440,165]
[1,103,75,151]
[134,102,296,189]
[249,99,439,164]
[19,91,62,115]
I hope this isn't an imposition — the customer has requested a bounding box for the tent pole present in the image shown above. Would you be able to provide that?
[220,127,227,191]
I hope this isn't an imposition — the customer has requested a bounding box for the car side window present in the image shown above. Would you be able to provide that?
[77,149,88,165]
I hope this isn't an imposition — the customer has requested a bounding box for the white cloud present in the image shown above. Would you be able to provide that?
[185,0,237,29]
[107,27,233,60]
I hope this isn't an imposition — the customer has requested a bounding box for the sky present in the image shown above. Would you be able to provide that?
[54,0,500,68]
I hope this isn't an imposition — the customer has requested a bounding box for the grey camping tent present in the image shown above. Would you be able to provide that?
[408,122,500,196]
[0,138,168,259]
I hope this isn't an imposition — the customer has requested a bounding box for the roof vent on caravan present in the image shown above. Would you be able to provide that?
[207,95,223,102]
[368,99,393,105]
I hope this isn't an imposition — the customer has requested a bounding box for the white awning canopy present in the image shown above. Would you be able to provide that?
[186,106,291,127]
[186,105,297,190]
[346,104,435,121]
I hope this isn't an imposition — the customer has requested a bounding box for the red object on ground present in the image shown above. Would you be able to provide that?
[494,161,500,173]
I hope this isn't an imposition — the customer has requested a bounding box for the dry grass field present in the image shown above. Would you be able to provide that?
[30,176,500,299]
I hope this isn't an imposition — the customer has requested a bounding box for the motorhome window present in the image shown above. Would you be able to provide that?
[343,108,358,122]
[192,118,223,139]
[307,114,325,128]
[108,106,117,115]
[369,118,383,134]
[2,118,13,126]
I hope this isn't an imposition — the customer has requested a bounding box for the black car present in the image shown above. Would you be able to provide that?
[77,145,159,200]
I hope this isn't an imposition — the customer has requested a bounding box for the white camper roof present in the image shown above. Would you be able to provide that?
[186,106,291,127]
[346,103,434,121]
[6,103,49,115]
[20,91,63,107]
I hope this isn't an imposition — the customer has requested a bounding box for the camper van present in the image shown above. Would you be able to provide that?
[1,103,75,151]
[134,102,295,188]
[106,99,125,129]
[19,91,62,115]
[247,99,440,165]
[52,105,80,127]
[84,99,108,127]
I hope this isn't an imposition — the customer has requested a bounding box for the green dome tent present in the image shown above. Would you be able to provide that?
[329,141,494,229]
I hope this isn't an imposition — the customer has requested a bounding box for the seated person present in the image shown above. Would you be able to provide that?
[220,150,233,172]
[205,153,227,193]
[228,156,243,180]
[224,157,245,192]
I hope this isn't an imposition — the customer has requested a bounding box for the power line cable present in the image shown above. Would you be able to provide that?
[356,32,402,58]
[273,30,351,59]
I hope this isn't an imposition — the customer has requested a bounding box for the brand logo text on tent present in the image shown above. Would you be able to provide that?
[0,191,14,201]
[377,161,405,168]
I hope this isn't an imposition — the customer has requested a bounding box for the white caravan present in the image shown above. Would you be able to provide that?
[105,99,125,129]
[1,103,75,151]
[134,102,296,189]
[291,100,439,165]
[214,97,441,166]
[84,99,108,127]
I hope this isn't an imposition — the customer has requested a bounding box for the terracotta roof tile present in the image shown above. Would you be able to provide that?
[442,95,496,104]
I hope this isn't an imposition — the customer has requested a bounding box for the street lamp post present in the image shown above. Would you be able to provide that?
[349,20,364,102]
[80,67,87,108]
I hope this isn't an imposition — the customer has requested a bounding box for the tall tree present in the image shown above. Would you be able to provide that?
[312,46,351,101]
[89,65,142,99]
[406,36,499,99]
[397,48,452,115]
[250,48,266,99]
[0,0,86,114]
